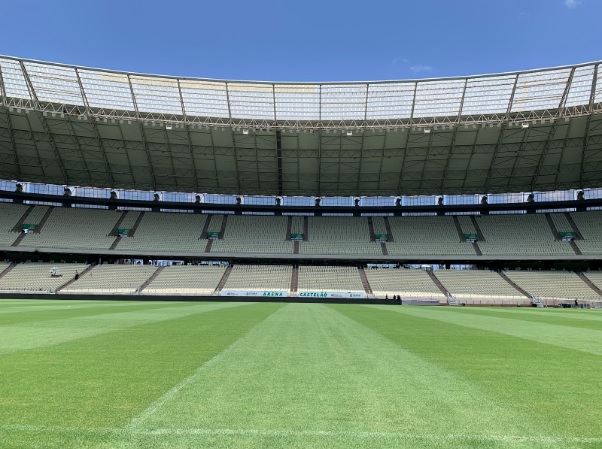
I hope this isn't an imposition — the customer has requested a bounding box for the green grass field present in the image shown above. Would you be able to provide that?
[0,300,601,449]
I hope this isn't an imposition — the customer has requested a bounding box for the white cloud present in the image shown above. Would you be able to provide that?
[410,65,433,74]
[563,0,581,8]
[391,57,410,66]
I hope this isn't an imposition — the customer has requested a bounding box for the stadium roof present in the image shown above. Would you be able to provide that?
[0,55,601,196]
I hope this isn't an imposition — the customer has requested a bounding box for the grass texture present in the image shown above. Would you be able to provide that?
[0,300,601,448]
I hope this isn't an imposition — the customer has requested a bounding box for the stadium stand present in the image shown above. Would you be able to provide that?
[364,268,445,300]
[371,216,389,238]
[19,206,50,231]
[503,270,601,302]
[571,211,602,255]
[63,264,157,294]
[142,264,227,295]
[222,265,292,292]
[290,216,304,237]
[581,271,602,292]
[385,216,476,255]
[117,211,143,233]
[456,216,478,237]
[0,203,29,245]
[211,215,293,254]
[549,213,574,235]
[0,262,89,293]
[434,269,528,305]
[297,266,365,294]
[2,202,602,262]
[207,215,224,237]
[116,211,208,253]
[299,217,381,255]
[19,207,119,250]
[475,214,574,256]
[0,261,12,278]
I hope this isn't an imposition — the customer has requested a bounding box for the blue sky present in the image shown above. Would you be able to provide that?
[1,0,600,82]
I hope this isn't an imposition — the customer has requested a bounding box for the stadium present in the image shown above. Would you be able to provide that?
[1,48,602,448]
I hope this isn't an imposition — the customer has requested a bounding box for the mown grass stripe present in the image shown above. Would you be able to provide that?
[440,306,602,330]
[335,304,602,439]
[449,306,602,322]
[364,305,602,355]
[0,302,283,430]
[0,300,158,315]
[0,301,252,354]
[0,301,206,326]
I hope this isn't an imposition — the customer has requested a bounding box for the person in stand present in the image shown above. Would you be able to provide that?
[74,271,79,281]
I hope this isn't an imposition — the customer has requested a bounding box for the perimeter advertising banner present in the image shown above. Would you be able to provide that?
[220,290,289,297]
[298,292,367,299]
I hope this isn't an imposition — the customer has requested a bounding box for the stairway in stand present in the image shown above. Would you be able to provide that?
[358,267,373,296]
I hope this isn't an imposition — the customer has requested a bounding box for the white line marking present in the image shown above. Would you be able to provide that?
[1,424,601,444]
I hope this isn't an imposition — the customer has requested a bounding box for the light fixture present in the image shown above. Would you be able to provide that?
[346,130,353,136]
[242,128,249,134]
[521,123,529,129]
[166,124,172,130]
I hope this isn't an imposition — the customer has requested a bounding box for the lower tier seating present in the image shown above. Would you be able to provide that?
[142,265,226,295]
[504,270,600,301]
[364,268,445,300]
[222,265,292,292]
[63,264,157,294]
[434,270,526,303]
[297,266,365,294]
[0,262,88,293]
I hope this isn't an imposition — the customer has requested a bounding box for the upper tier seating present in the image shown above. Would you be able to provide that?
[20,207,119,250]
[549,213,573,234]
[364,268,445,299]
[371,216,388,236]
[504,270,600,301]
[385,216,475,255]
[0,201,601,257]
[63,264,157,294]
[117,211,207,253]
[142,265,226,295]
[222,265,292,292]
[118,211,142,229]
[0,203,29,246]
[299,217,381,255]
[23,206,50,226]
[290,216,304,235]
[0,262,88,292]
[211,215,293,254]
[297,266,365,294]
[457,216,478,236]
[475,214,574,255]
[434,269,526,302]
[571,211,602,255]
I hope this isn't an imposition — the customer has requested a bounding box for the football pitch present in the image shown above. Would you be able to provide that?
[0,300,601,449]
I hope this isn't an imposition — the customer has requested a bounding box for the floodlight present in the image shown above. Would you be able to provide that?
[346,130,353,136]
[521,123,529,129]
[166,124,172,130]
[243,128,249,134]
